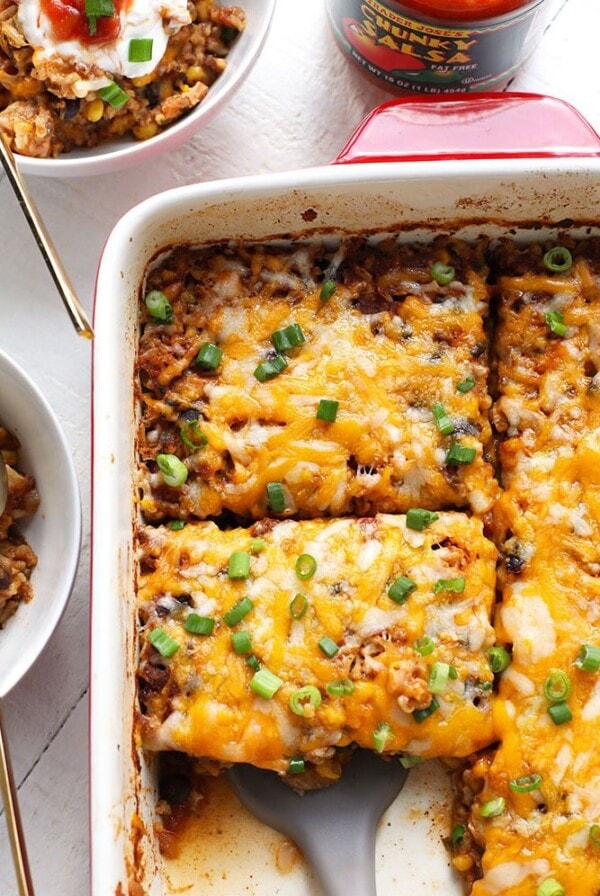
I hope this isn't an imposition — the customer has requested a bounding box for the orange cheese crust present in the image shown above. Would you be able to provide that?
[137,236,498,522]
[461,239,600,896]
[136,513,497,774]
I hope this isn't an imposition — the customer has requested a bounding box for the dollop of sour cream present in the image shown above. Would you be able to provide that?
[17,0,191,91]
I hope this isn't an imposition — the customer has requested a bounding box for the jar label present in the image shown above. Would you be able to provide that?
[326,0,548,92]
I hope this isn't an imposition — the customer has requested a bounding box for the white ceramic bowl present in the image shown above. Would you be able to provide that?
[0,350,81,695]
[15,0,276,178]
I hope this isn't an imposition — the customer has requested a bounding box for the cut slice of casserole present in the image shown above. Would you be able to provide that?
[137,236,498,522]
[136,512,497,776]
[453,239,600,896]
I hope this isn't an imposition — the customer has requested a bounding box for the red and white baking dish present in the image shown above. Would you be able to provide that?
[91,93,600,896]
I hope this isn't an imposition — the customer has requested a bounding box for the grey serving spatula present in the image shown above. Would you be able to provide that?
[229,749,408,896]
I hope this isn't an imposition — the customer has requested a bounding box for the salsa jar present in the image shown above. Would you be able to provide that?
[325,0,558,93]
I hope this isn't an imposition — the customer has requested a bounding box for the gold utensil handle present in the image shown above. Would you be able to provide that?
[0,135,94,340]
[0,702,35,896]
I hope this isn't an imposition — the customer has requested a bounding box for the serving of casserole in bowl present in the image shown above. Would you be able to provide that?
[0,0,275,176]
[0,349,80,697]
[92,95,600,896]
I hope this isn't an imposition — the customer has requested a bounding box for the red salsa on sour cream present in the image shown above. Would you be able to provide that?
[40,0,127,45]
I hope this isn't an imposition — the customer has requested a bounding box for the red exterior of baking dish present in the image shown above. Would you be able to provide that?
[333,93,600,163]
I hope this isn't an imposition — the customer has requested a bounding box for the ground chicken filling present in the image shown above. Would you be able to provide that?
[0,425,39,626]
[134,235,600,894]
[0,0,245,158]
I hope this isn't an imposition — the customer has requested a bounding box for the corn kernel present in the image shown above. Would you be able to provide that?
[316,759,342,782]
[133,122,160,141]
[131,74,156,88]
[452,855,474,872]
[84,98,104,123]
[186,65,207,84]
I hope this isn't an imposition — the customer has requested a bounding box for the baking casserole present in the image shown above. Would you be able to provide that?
[91,94,600,896]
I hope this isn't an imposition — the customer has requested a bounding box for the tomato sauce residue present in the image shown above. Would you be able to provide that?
[40,0,126,45]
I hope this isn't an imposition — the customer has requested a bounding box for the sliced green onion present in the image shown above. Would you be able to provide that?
[414,636,434,656]
[480,797,505,818]
[85,0,114,15]
[373,721,393,753]
[144,289,173,321]
[326,678,355,697]
[428,662,455,695]
[147,626,179,658]
[266,481,287,513]
[575,643,600,672]
[168,519,186,531]
[547,701,572,725]
[97,82,128,108]
[196,342,223,370]
[450,823,466,845]
[318,636,339,658]
[412,698,439,723]
[543,246,572,273]
[227,551,251,580]
[320,279,337,302]
[254,354,288,382]
[399,754,422,769]
[432,403,455,436]
[431,261,455,285]
[457,375,476,393]
[156,453,188,487]
[295,553,317,580]
[509,773,542,794]
[589,824,600,847]
[289,685,322,716]
[434,577,465,594]
[232,630,252,655]
[184,614,214,636]
[316,399,339,422]
[487,646,511,673]
[406,508,439,531]
[128,38,153,63]
[445,442,477,466]
[180,418,207,449]
[271,323,305,352]
[543,669,572,703]
[536,879,565,896]
[388,576,417,605]
[250,538,265,554]
[246,654,260,672]
[289,593,308,620]
[250,667,283,699]
[288,756,305,774]
[545,309,568,337]
[223,596,254,627]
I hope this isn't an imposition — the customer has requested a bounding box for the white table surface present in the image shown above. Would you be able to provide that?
[0,0,597,892]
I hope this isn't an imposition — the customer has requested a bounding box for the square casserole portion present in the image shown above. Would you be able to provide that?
[136,236,498,522]
[136,512,497,776]
[453,239,600,896]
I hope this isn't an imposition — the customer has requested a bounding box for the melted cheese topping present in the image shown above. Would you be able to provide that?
[137,513,496,773]
[467,241,600,896]
[138,238,498,523]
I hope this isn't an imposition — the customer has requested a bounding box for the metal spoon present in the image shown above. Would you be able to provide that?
[0,452,36,896]
[0,134,94,340]
[229,749,408,896]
